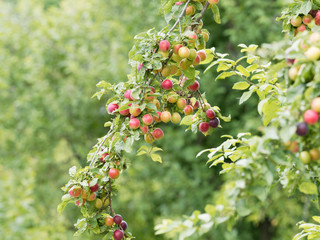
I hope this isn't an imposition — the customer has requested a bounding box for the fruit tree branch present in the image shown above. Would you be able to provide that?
[195,1,210,23]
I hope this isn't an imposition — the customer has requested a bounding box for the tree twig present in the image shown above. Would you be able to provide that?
[195,1,210,23]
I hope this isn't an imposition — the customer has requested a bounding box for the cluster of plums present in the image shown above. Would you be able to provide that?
[290,9,320,35]
[104,214,128,240]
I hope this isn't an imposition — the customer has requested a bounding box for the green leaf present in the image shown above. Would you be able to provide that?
[180,115,193,125]
[236,65,250,77]
[151,153,162,163]
[211,4,221,24]
[299,182,318,195]
[232,81,250,90]
[217,63,231,72]
[312,216,320,224]
[215,72,235,80]
[183,67,196,79]
[239,90,253,104]
[57,201,72,214]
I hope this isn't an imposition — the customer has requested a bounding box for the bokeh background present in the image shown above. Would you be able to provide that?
[0,0,300,239]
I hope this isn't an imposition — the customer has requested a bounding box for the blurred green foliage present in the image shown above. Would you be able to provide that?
[0,0,305,239]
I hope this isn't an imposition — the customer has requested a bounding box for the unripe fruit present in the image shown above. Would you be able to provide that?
[129,105,141,117]
[142,114,153,125]
[90,183,99,192]
[161,65,171,77]
[197,50,207,61]
[120,221,128,230]
[170,65,178,75]
[209,118,220,128]
[161,111,172,123]
[184,105,193,115]
[95,198,103,209]
[152,128,164,140]
[153,99,161,109]
[300,151,311,164]
[208,0,219,4]
[154,111,162,122]
[192,100,199,109]
[102,197,110,207]
[161,79,173,90]
[113,230,124,240]
[129,118,140,129]
[113,215,123,225]
[290,16,302,27]
[69,186,82,197]
[296,122,308,136]
[304,110,319,124]
[179,58,192,70]
[177,98,187,109]
[144,133,154,143]
[159,50,169,58]
[173,44,183,55]
[199,122,210,133]
[186,6,195,15]
[86,192,96,202]
[171,112,181,124]
[178,47,190,58]
[310,149,320,161]
[188,80,200,91]
[107,103,119,114]
[167,93,178,103]
[312,97,320,112]
[140,125,149,135]
[81,189,87,199]
[202,31,209,42]
[109,168,120,179]
[188,34,197,44]
[159,40,170,52]
[305,46,320,61]
[188,49,197,60]
[171,53,182,63]
[105,216,114,227]
[289,141,299,153]
[288,67,298,80]
[206,109,216,119]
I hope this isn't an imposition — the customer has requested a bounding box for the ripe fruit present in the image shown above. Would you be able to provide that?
[188,34,197,44]
[186,5,195,15]
[152,128,164,140]
[113,230,124,240]
[297,24,306,32]
[199,122,210,133]
[137,63,144,71]
[171,112,181,124]
[124,90,133,100]
[142,114,153,125]
[188,80,200,91]
[290,16,302,27]
[99,152,108,163]
[94,198,103,209]
[192,100,199,110]
[120,221,128,230]
[197,51,207,61]
[304,46,320,61]
[159,40,170,52]
[140,125,148,134]
[90,183,99,192]
[178,47,190,58]
[75,199,86,206]
[69,186,82,197]
[300,151,311,164]
[161,79,173,90]
[311,97,320,112]
[173,44,182,55]
[208,0,219,4]
[105,216,114,227]
[109,168,120,179]
[107,103,119,114]
[193,55,201,66]
[184,105,193,115]
[296,122,308,136]
[161,111,172,123]
[209,118,220,128]
[304,110,319,124]
[206,109,215,119]
[113,215,123,225]
[129,118,140,129]
[81,189,87,199]
[129,104,142,117]
[119,108,130,116]
[87,192,96,201]
[316,11,320,25]
[289,141,299,153]
[303,14,312,24]
[177,98,187,109]
[153,99,161,109]
[153,111,162,122]
[310,149,320,161]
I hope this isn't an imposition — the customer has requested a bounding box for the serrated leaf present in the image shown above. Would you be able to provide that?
[232,81,250,90]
